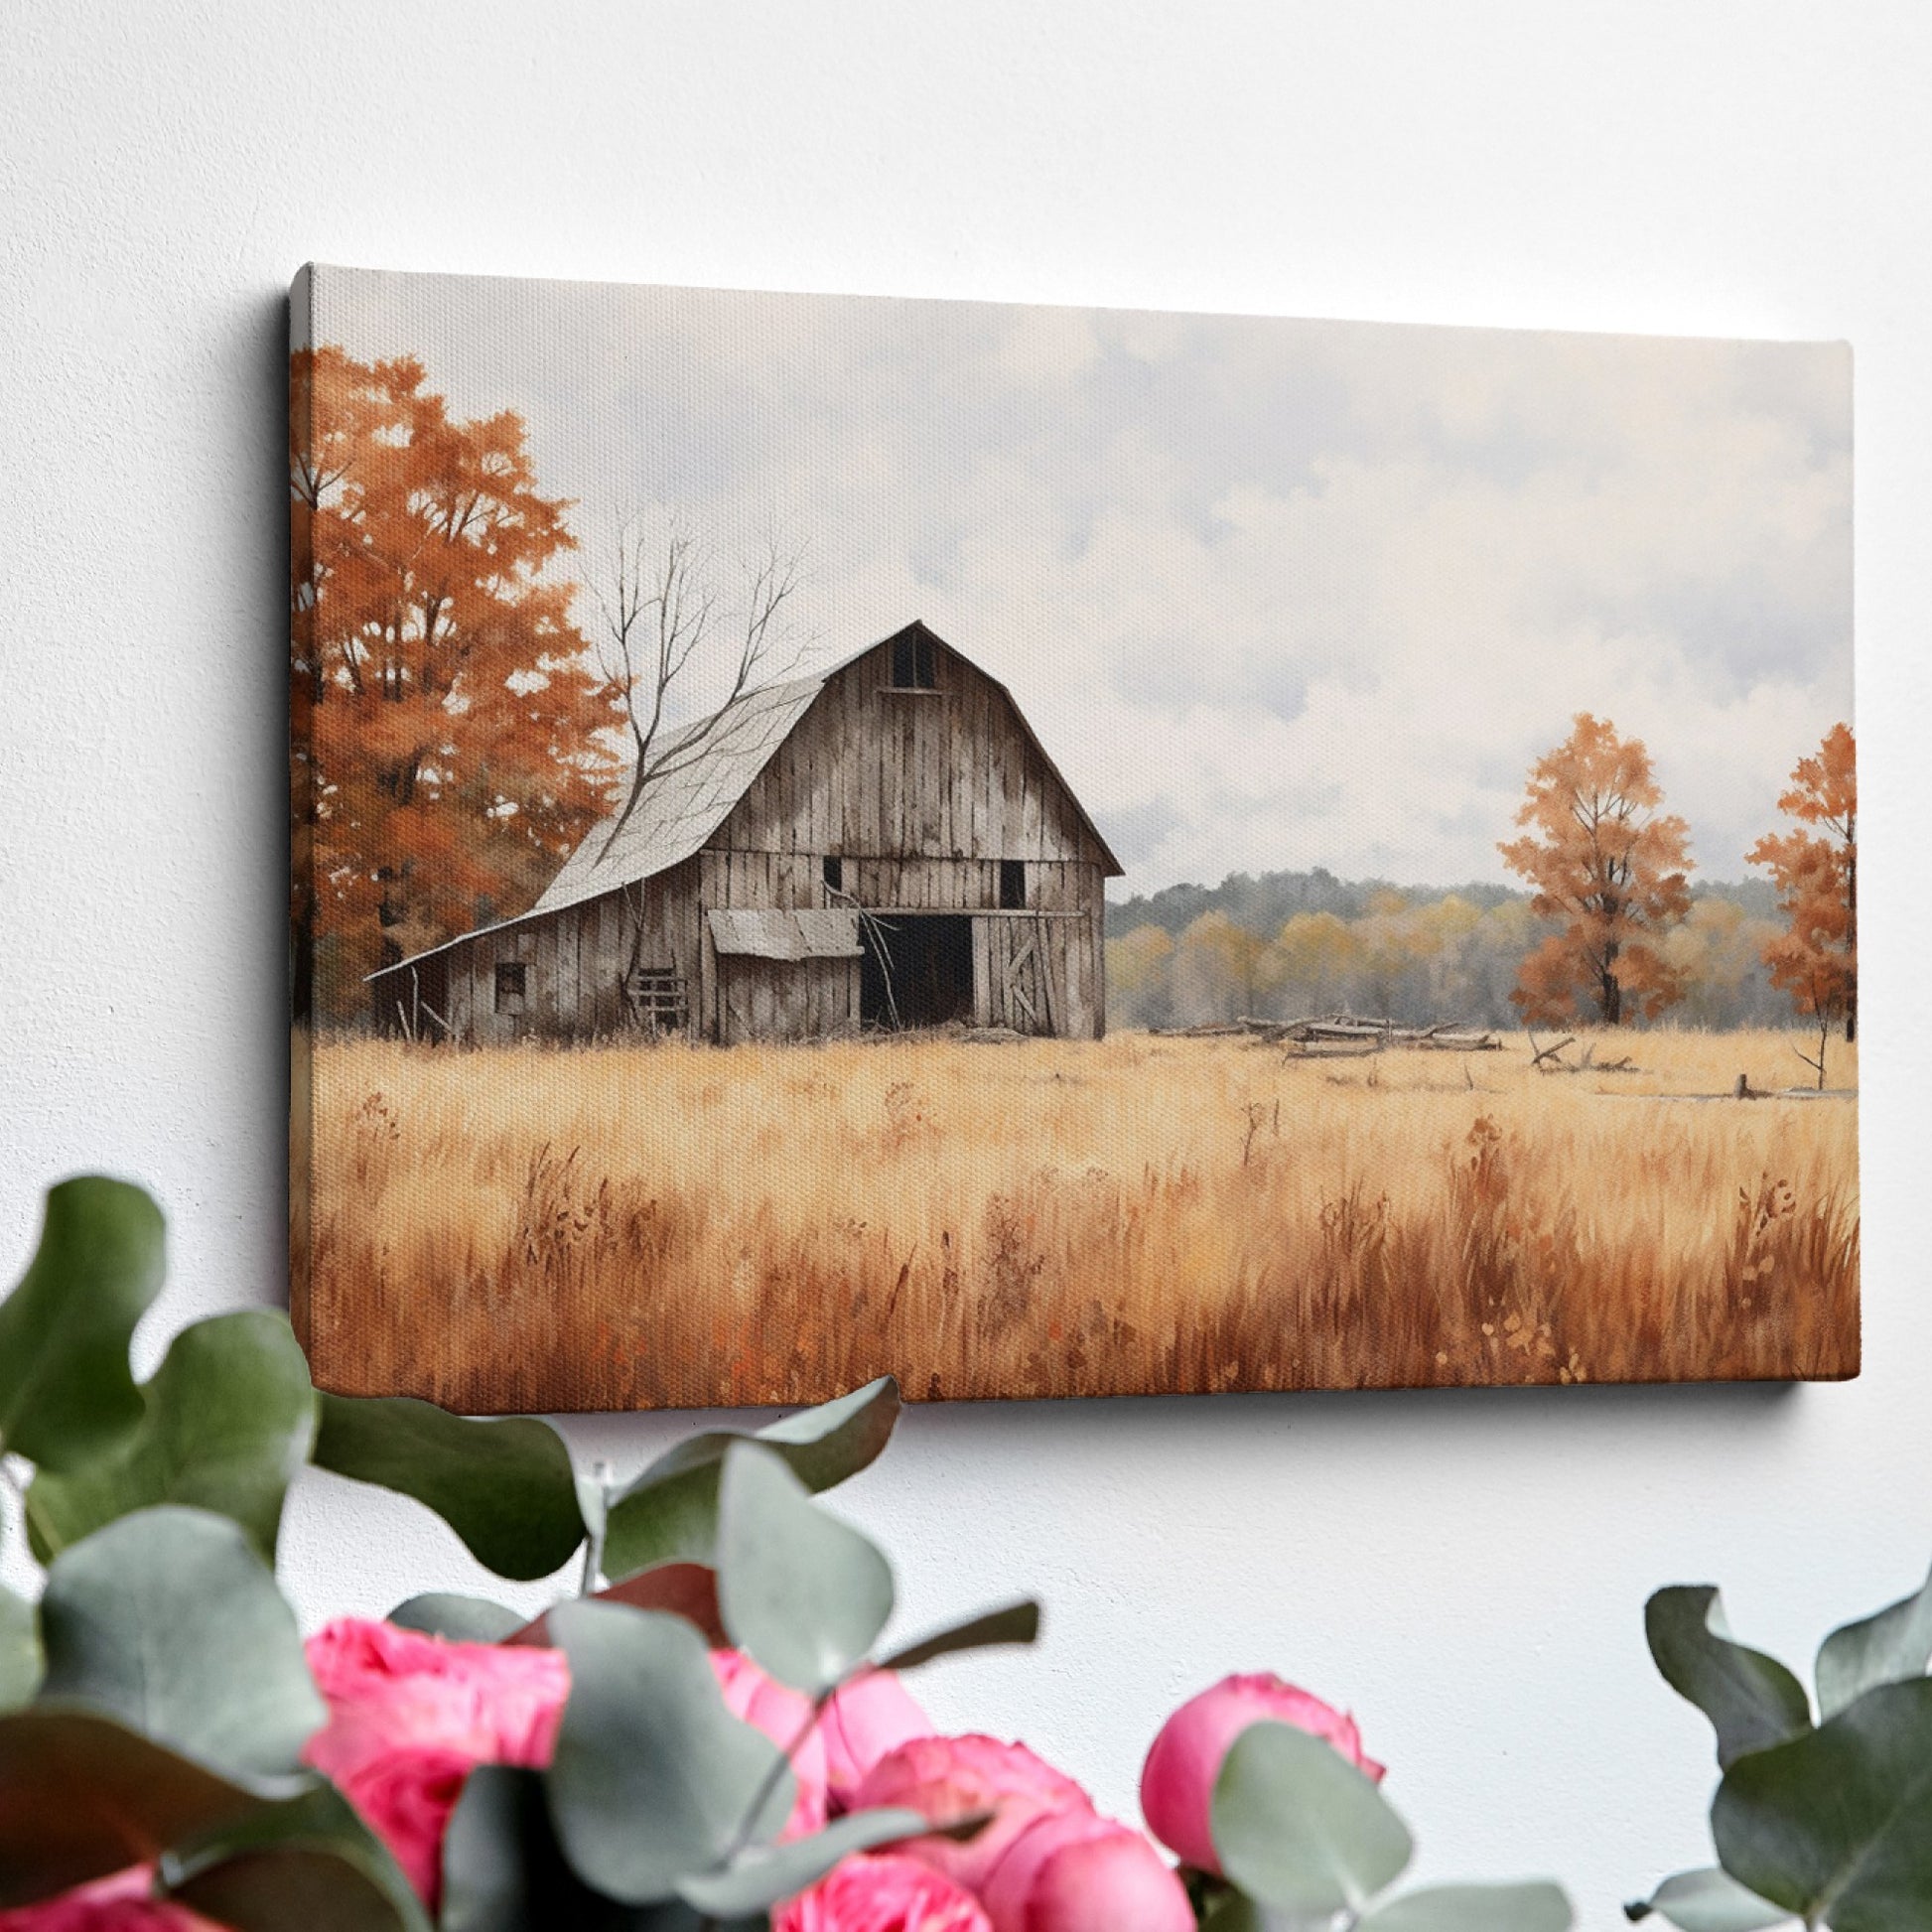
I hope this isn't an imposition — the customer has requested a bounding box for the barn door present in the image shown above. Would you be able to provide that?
[989,917,1058,1035]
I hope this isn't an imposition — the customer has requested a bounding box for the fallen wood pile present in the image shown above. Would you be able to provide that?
[1526,1031,1640,1075]
[1238,1015,1502,1053]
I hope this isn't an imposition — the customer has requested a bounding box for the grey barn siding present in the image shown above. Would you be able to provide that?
[370,623,1118,1045]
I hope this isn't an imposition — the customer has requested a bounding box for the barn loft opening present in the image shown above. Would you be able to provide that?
[999,859,1027,909]
[862,914,973,1030]
[891,627,936,689]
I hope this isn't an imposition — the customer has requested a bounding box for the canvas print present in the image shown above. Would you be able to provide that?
[289,266,1857,1411]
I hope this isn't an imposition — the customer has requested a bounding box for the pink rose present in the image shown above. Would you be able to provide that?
[775,1853,992,1931]
[301,1617,571,1904]
[0,1866,221,1930]
[980,1812,1193,1932]
[820,1670,935,1812]
[851,1735,1092,1896]
[710,1647,830,1839]
[1140,1673,1385,1874]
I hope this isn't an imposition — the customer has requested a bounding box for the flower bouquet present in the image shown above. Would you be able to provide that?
[0,1177,1573,1929]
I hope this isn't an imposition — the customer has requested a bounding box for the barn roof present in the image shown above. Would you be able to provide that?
[368,621,1120,979]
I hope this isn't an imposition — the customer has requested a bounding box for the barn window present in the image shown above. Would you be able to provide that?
[822,854,844,894]
[1000,860,1027,909]
[493,961,527,1013]
[892,628,936,689]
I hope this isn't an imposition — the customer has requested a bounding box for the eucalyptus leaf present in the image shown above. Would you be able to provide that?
[1625,1866,1794,1930]
[161,1781,431,1932]
[1198,1895,1270,1932]
[1816,1560,1932,1721]
[1712,1677,1932,1932]
[1361,1880,1573,1932]
[38,1505,324,1779]
[676,1806,930,1916]
[313,1392,584,1581]
[446,1769,759,1932]
[717,1443,894,1697]
[545,1599,792,1905]
[0,1176,165,1471]
[0,1584,41,1711]
[603,1376,897,1581]
[387,1593,527,1643]
[445,1766,659,1932]
[27,1311,317,1564]
[0,1706,274,1909]
[1210,1719,1413,1916]
[509,1564,727,1650]
[876,1599,1040,1673]
[1645,1587,1812,1769]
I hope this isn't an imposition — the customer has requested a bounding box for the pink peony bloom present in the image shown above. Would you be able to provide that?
[301,1617,571,1905]
[711,1647,830,1839]
[1140,1673,1385,1875]
[851,1735,1092,1897]
[820,1670,935,1812]
[775,1853,992,1931]
[0,1866,222,1930]
[981,1812,1194,1932]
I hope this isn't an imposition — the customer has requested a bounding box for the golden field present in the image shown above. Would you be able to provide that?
[294,1027,1859,1411]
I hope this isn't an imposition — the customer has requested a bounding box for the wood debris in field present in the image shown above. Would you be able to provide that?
[1526,1031,1641,1075]
[1237,1014,1504,1054]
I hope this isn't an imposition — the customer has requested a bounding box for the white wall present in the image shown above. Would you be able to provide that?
[2,6,1928,1924]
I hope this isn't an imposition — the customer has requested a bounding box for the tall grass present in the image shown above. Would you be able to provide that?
[299,1028,1858,1411]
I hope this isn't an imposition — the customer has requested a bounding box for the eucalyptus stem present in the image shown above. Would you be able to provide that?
[577,1458,613,1597]
[723,1686,835,1864]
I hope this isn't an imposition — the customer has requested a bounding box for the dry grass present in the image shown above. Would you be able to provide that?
[297,1027,1859,1411]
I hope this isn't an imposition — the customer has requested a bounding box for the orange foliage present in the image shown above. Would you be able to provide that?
[1749,724,1857,1041]
[1498,714,1693,1026]
[291,347,621,1020]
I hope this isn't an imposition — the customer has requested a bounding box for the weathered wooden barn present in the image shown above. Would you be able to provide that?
[368,621,1122,1045]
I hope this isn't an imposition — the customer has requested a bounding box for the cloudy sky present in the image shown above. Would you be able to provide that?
[312,267,1852,897]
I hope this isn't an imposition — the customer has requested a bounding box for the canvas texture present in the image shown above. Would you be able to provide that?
[289,265,1858,1411]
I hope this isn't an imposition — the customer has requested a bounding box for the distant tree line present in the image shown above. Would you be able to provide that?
[1106,717,1855,1040]
[1106,878,1791,1033]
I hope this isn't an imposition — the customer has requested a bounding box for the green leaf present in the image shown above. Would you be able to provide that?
[1626,1867,1794,1930]
[508,1564,727,1651]
[677,1806,930,1916]
[38,1505,325,1779]
[717,1443,894,1697]
[1210,1719,1414,1916]
[313,1392,585,1581]
[544,1599,792,1905]
[604,1376,898,1580]
[1198,1895,1271,1932]
[0,1706,274,1909]
[0,1176,165,1470]
[445,1772,755,1932]
[1713,1677,1932,1932]
[0,1585,41,1711]
[161,1780,432,1932]
[387,1593,527,1643]
[1361,1880,1573,1932]
[875,1599,1039,1673]
[1816,1561,1932,1720]
[1645,1587,1813,1768]
[27,1311,317,1564]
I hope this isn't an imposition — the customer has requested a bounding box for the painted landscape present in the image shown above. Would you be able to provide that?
[290,268,1856,1408]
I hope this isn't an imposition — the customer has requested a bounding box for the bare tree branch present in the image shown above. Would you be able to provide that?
[594,521,808,864]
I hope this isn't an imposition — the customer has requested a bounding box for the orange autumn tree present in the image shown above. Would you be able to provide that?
[1749,724,1857,1073]
[291,346,621,1021]
[1498,714,1693,1025]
